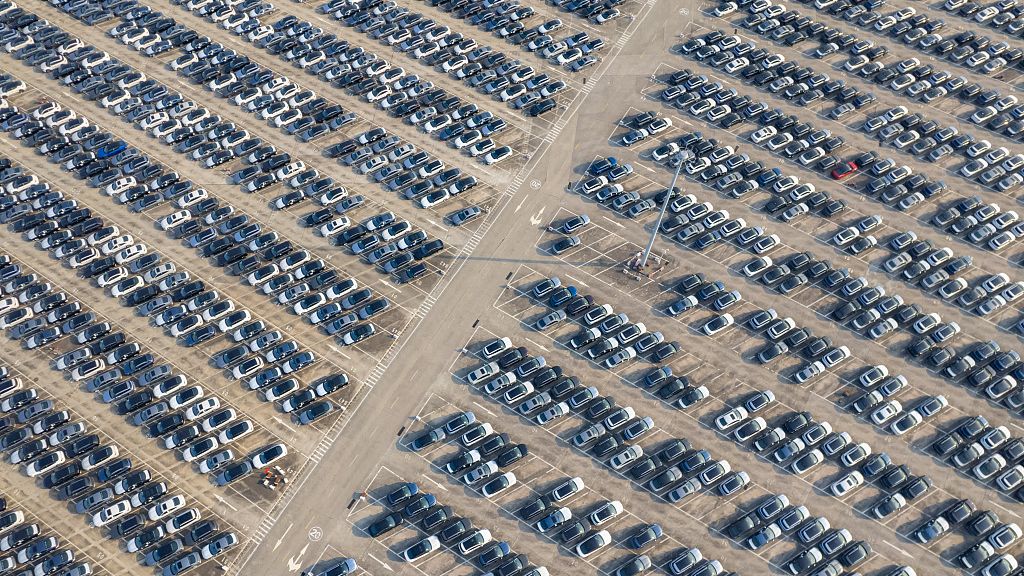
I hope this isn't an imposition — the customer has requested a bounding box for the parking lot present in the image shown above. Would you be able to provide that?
[2,0,1024,573]
[0,0,644,570]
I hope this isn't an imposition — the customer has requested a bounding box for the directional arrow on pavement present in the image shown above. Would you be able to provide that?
[273,523,293,551]
[529,207,546,226]
[286,542,310,572]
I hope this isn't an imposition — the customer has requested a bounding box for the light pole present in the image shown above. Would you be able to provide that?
[641,153,685,269]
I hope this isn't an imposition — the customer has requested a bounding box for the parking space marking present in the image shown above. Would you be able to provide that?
[378,388,752,574]
[480,250,984,559]
[535,191,1008,433]
[0,487,120,574]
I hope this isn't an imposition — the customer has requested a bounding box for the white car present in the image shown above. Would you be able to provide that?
[26,452,66,477]
[461,461,498,485]
[92,500,132,527]
[82,445,119,470]
[186,398,221,421]
[457,529,492,555]
[751,126,778,143]
[830,471,864,496]
[608,445,643,470]
[715,407,749,430]
[402,536,440,562]
[466,362,499,385]
[533,402,569,425]
[251,443,288,467]
[870,401,902,425]
[703,313,734,335]
[158,211,190,231]
[574,530,611,558]
[148,495,186,521]
[182,437,220,463]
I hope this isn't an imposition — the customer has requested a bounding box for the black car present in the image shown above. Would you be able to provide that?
[114,390,152,416]
[367,512,402,537]
[527,98,555,117]
[495,443,528,467]
[518,498,546,520]
[724,511,760,538]
[966,511,999,537]
[64,435,99,459]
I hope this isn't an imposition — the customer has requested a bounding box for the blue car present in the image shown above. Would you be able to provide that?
[403,493,437,518]
[588,157,617,175]
[549,286,578,307]
[756,169,782,186]
[478,541,511,566]
[96,141,127,158]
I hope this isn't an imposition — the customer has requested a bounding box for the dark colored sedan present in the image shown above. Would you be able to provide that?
[367,512,402,537]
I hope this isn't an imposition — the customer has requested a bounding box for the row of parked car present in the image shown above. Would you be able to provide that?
[680,32,950,217]
[864,104,1024,204]
[372,475,544,574]
[686,22,1011,211]
[128,27,448,276]
[924,488,1023,576]
[805,6,1024,186]
[934,410,1024,496]
[564,165,983,576]
[164,9,503,200]
[123,1,498,222]
[879,228,1019,321]
[727,396,933,531]
[941,413,1024,492]
[0,357,238,576]
[0,386,104,576]
[710,5,1024,198]
[28,5,415,331]
[741,221,1024,442]
[399,0,614,75]
[659,68,857,219]
[529,277,679,367]
[931,199,1022,273]
[719,0,976,97]
[928,420,1024,576]
[723,492,872,576]
[472,326,742,510]
[419,409,670,571]
[251,7,520,159]
[578,151,671,219]
[2,250,300,477]
[681,29,875,121]
[740,248,1024,499]
[23,0,404,407]
[334,0,591,117]
[820,0,1017,84]
[735,239,974,438]
[509,469,726,576]
[0,499,91,576]
[662,7,1024,575]
[644,76,1021,398]
[0,106,344,414]
[945,0,1024,45]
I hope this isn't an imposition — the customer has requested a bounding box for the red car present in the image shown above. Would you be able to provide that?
[832,162,858,180]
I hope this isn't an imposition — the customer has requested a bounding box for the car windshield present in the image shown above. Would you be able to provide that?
[580,537,602,553]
